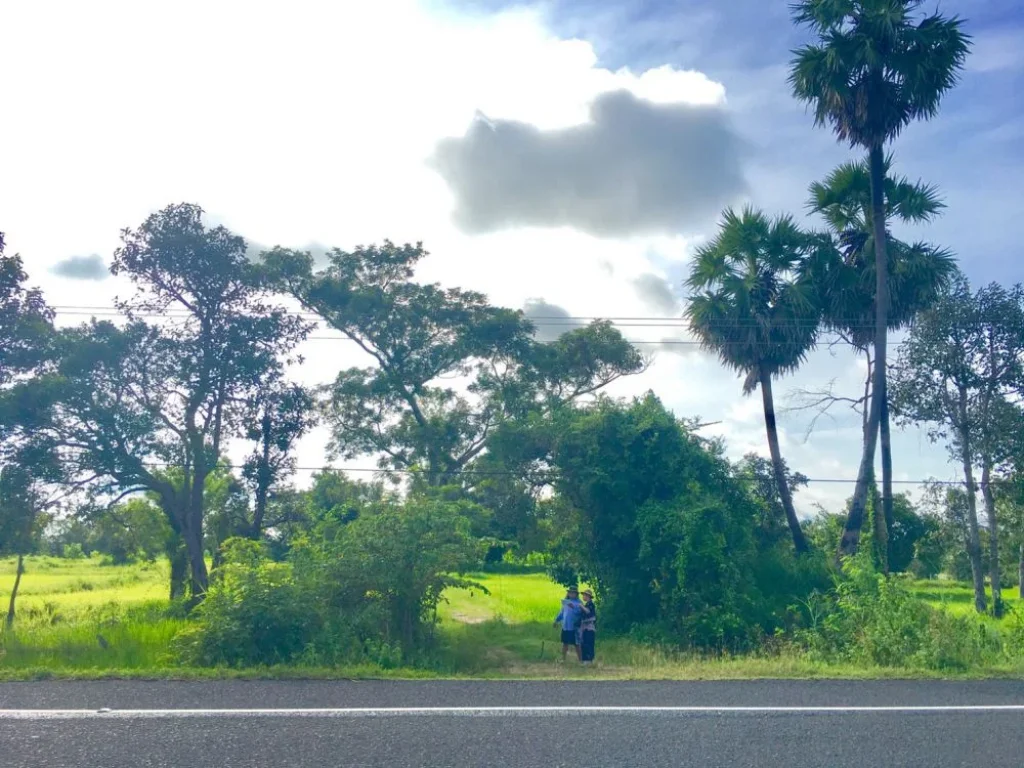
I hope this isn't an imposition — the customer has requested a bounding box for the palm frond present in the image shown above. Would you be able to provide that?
[685,208,822,387]
[790,0,971,148]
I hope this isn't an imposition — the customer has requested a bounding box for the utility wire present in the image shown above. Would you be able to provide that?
[46,308,886,345]
[135,460,981,486]
[48,305,879,328]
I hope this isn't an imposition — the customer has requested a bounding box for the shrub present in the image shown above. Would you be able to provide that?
[62,543,85,560]
[175,494,486,667]
[293,494,486,656]
[543,394,828,650]
[798,553,1009,670]
[174,539,317,666]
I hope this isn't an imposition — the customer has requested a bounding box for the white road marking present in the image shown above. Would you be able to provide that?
[1,705,1023,719]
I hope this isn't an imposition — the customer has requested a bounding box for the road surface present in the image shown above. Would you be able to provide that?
[2,679,1023,767]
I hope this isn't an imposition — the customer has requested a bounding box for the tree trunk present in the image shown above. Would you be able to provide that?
[980,463,1002,617]
[251,410,272,538]
[870,481,888,572]
[1019,541,1023,601]
[184,518,208,600]
[878,396,893,574]
[168,540,188,601]
[760,368,809,554]
[957,397,987,613]
[185,457,210,600]
[5,553,24,629]
[840,394,881,560]
[839,145,890,560]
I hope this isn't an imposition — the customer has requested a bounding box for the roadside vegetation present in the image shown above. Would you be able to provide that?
[3,555,1023,680]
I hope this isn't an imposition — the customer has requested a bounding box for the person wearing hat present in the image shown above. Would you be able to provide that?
[553,586,583,662]
[578,589,597,664]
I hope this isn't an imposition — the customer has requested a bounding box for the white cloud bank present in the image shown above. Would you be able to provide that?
[0,0,954,512]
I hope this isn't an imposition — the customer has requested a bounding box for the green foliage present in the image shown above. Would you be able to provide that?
[800,554,1007,670]
[686,207,820,388]
[805,158,956,347]
[805,508,846,555]
[88,499,173,565]
[790,0,971,150]
[886,494,928,573]
[543,394,826,649]
[7,204,312,598]
[174,539,316,666]
[263,241,642,488]
[0,465,49,557]
[61,543,86,560]
[293,493,487,655]
[0,235,53,388]
[909,515,944,578]
[892,278,1024,453]
[734,453,808,546]
[177,493,486,667]
[240,381,317,538]
[685,207,819,554]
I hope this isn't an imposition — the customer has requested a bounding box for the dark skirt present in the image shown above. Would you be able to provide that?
[580,630,596,661]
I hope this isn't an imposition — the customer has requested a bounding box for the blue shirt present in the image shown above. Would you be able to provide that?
[555,598,582,631]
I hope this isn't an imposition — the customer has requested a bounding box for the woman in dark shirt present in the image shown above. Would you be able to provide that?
[579,589,597,664]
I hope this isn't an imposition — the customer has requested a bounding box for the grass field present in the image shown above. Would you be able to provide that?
[2,556,1023,680]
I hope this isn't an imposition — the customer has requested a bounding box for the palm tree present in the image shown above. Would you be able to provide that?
[807,158,957,569]
[790,0,970,558]
[687,208,820,554]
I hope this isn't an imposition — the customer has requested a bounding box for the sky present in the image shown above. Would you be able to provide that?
[2,0,1022,515]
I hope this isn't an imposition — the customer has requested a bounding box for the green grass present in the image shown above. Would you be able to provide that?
[910,579,1023,626]
[3,556,1024,680]
[0,556,182,672]
[439,571,568,625]
[0,555,169,620]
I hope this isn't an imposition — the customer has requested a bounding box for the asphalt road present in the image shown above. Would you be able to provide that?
[2,680,1023,767]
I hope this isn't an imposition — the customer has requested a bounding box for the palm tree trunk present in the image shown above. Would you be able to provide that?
[760,368,809,554]
[839,145,890,560]
[980,462,1002,617]
[5,553,24,629]
[879,394,893,574]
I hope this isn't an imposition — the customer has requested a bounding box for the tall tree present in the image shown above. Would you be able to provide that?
[240,381,317,539]
[0,464,49,627]
[891,279,1024,614]
[0,233,59,626]
[687,208,820,554]
[6,205,310,599]
[0,233,54,389]
[805,158,956,569]
[791,0,970,559]
[263,242,643,486]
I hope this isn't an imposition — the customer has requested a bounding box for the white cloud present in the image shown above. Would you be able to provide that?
[0,0,957,513]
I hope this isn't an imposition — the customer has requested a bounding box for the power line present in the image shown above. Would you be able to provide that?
[47,308,882,342]
[136,460,978,486]
[47,305,876,328]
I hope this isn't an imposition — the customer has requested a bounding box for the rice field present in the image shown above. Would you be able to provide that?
[2,556,1023,679]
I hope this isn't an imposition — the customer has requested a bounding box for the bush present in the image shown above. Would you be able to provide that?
[175,494,486,668]
[798,554,1009,670]
[174,539,317,666]
[62,543,85,560]
[293,494,486,657]
[543,394,828,650]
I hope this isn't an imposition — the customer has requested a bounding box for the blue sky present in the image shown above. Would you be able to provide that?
[541,0,1024,282]
[442,0,1024,282]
